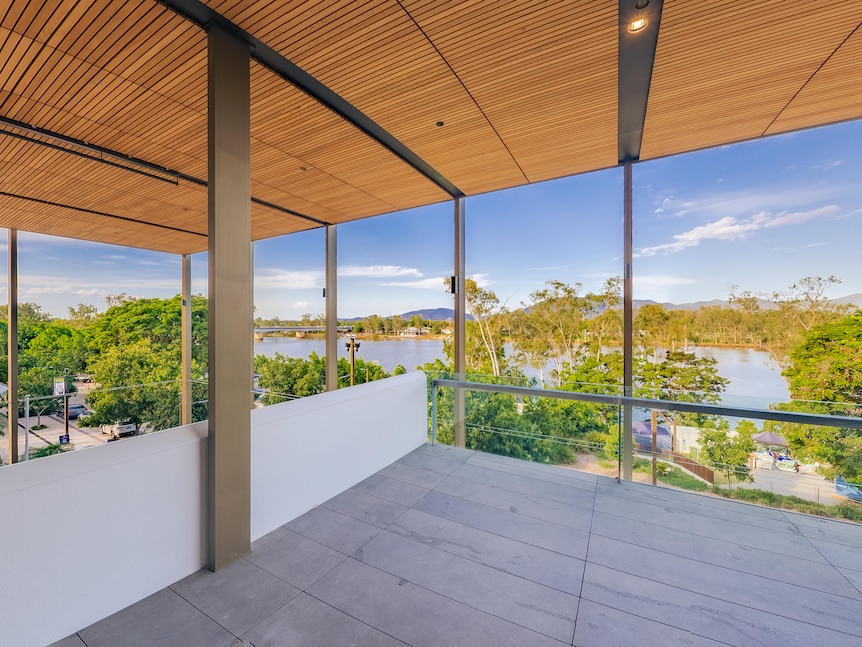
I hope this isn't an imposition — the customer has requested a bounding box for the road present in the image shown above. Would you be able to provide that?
[0,389,109,464]
[732,464,839,506]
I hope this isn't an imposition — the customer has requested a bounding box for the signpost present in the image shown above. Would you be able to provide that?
[54,372,69,440]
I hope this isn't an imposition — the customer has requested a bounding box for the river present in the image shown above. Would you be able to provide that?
[254,337,790,402]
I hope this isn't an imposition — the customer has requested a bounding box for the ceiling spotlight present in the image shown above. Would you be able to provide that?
[435,121,444,127]
[299,166,307,171]
[628,17,649,33]
[635,0,649,8]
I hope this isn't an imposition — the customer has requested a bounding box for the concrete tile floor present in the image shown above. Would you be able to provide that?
[55,444,862,646]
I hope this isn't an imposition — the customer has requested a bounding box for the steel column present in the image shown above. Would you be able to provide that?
[6,229,17,464]
[453,197,466,447]
[207,24,252,571]
[181,254,192,426]
[622,161,634,480]
[325,225,338,391]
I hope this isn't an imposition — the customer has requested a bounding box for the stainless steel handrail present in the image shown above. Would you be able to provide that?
[431,378,862,430]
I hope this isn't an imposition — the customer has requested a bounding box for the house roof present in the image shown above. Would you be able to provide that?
[1,1,859,254]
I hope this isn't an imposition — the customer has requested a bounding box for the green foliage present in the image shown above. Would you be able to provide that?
[255,352,325,401]
[784,310,862,404]
[697,418,755,486]
[710,487,862,523]
[30,443,69,459]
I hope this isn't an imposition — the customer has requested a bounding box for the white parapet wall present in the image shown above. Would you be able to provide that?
[0,421,209,647]
[0,371,427,647]
[251,370,428,539]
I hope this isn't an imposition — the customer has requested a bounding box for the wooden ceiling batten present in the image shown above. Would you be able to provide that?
[0,0,857,256]
[641,0,861,160]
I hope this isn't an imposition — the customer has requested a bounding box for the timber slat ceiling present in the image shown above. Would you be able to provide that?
[0,0,860,254]
[641,0,862,160]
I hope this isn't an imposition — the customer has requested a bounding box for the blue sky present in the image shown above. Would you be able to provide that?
[3,119,861,320]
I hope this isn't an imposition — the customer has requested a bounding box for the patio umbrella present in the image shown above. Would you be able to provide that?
[752,431,788,447]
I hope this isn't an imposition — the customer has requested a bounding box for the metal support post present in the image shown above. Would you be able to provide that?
[325,225,338,391]
[7,229,18,464]
[453,197,466,448]
[207,24,252,571]
[181,254,192,425]
[622,161,634,481]
[431,382,438,444]
[24,394,29,460]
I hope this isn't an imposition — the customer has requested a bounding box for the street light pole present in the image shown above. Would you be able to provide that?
[345,337,360,386]
[64,368,70,440]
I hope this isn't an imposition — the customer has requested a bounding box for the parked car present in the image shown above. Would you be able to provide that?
[62,403,89,419]
[101,421,137,439]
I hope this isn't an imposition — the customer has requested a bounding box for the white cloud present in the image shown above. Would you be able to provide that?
[340,265,422,278]
[470,273,491,288]
[255,269,323,290]
[811,160,843,171]
[23,286,107,297]
[291,301,309,309]
[380,277,448,289]
[636,205,840,257]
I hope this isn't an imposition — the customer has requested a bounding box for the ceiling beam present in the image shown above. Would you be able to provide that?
[0,115,327,227]
[618,0,664,163]
[0,191,206,239]
[158,0,465,199]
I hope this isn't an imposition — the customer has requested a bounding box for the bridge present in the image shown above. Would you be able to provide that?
[254,325,354,341]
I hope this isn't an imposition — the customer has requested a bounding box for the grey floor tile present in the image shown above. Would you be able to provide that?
[171,558,300,636]
[285,505,381,554]
[435,474,594,530]
[573,599,727,647]
[590,510,862,598]
[596,477,788,521]
[786,511,862,548]
[415,490,590,558]
[357,530,579,642]
[377,461,449,489]
[353,473,430,507]
[322,487,408,528]
[389,508,585,595]
[593,492,823,560]
[247,526,346,590]
[595,485,793,532]
[413,443,474,462]
[47,635,87,647]
[451,462,597,508]
[810,536,862,571]
[242,592,408,647]
[582,562,855,646]
[78,589,236,647]
[839,567,862,595]
[308,558,568,646]
[587,534,862,636]
[464,454,598,492]
[397,450,464,475]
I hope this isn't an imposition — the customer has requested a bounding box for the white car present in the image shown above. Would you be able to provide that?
[102,421,137,439]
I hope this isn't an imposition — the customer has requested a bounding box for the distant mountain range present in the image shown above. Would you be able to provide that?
[343,308,473,322]
[634,293,862,311]
[345,293,862,321]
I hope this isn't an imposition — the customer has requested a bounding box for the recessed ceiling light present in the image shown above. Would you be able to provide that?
[435,121,444,127]
[628,17,649,33]
[299,166,307,171]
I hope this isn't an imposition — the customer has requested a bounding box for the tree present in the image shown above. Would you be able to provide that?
[766,310,862,480]
[442,277,508,376]
[698,418,754,487]
[783,310,862,405]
